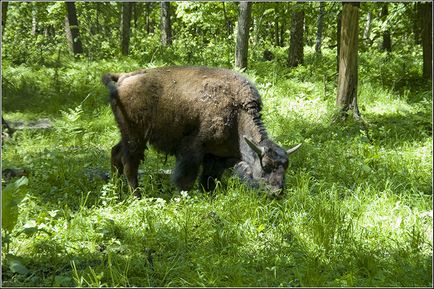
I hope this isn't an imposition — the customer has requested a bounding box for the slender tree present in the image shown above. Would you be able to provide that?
[64,2,83,55]
[1,1,8,36]
[420,2,432,79]
[336,10,342,75]
[160,2,172,46]
[288,4,305,67]
[235,2,252,70]
[363,11,372,46]
[336,2,360,120]
[380,3,391,52]
[315,2,325,54]
[274,7,280,47]
[121,2,133,55]
[145,2,155,34]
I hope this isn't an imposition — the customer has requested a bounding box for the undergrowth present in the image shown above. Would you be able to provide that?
[1,47,432,287]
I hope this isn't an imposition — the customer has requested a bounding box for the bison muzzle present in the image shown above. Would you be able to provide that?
[102,66,301,197]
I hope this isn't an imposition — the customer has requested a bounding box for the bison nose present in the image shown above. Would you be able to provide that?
[267,187,284,199]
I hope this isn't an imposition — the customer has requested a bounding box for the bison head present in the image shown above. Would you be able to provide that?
[236,136,301,197]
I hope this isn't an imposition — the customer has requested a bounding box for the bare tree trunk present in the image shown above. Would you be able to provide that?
[121,2,133,55]
[420,2,432,79]
[1,1,8,36]
[65,2,83,55]
[315,2,325,54]
[31,3,38,35]
[222,2,232,37]
[235,2,252,70]
[380,3,391,52]
[160,2,172,46]
[336,2,360,120]
[145,2,155,34]
[274,8,279,47]
[363,11,372,45]
[336,10,342,75]
[288,5,305,67]
[413,3,422,45]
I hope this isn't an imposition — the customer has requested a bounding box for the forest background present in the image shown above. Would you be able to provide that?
[1,1,433,287]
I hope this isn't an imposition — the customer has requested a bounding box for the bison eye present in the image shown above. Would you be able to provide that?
[261,158,275,172]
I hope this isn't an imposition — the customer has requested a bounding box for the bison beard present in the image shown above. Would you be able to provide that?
[102,66,301,198]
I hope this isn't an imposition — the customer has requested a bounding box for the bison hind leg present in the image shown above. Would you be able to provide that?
[111,139,146,197]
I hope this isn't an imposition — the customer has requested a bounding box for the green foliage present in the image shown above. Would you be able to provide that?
[2,177,29,233]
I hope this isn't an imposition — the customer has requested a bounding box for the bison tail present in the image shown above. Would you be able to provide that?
[102,73,120,102]
[102,73,119,86]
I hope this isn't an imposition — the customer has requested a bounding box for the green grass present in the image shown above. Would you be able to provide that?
[2,47,432,287]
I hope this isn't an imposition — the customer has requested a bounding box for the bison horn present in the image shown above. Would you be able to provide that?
[286,143,302,155]
[243,135,265,157]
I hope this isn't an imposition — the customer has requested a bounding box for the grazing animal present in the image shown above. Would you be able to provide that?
[102,66,301,197]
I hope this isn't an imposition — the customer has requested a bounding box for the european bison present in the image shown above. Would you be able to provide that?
[102,66,301,197]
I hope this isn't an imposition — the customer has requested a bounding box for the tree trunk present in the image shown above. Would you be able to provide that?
[420,2,432,79]
[336,10,342,75]
[1,1,8,36]
[31,3,37,35]
[413,3,422,45]
[235,2,252,70]
[160,2,172,46]
[380,3,391,52]
[336,2,360,120]
[222,2,232,36]
[363,11,372,45]
[274,8,280,47]
[288,5,305,67]
[145,2,155,34]
[65,2,83,55]
[121,2,133,55]
[315,2,325,54]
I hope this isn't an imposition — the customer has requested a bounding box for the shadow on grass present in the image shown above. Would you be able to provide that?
[3,207,431,287]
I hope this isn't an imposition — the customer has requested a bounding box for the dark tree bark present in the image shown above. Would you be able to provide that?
[413,3,423,45]
[235,2,252,70]
[1,1,8,36]
[336,2,360,120]
[65,2,83,55]
[121,2,133,55]
[380,3,391,52]
[288,5,305,67]
[420,2,432,79]
[274,8,280,47]
[315,2,325,54]
[145,2,155,34]
[160,2,172,46]
[222,2,232,36]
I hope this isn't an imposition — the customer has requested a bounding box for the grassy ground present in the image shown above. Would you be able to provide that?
[1,48,432,287]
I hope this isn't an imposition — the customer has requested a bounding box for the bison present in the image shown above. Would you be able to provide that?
[102,66,301,197]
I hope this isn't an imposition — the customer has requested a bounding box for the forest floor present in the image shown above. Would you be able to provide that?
[1,48,432,287]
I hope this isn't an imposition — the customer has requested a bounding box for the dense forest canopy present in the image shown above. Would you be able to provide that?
[1,1,431,69]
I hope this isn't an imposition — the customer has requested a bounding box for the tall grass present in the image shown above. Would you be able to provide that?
[2,47,432,287]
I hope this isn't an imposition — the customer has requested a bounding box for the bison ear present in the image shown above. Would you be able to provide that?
[286,143,302,155]
[243,135,265,157]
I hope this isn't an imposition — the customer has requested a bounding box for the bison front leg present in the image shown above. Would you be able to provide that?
[111,141,124,174]
[172,139,203,191]
[200,155,235,192]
